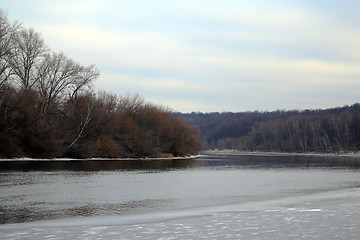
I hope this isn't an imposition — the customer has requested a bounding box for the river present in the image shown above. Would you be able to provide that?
[1,152,360,239]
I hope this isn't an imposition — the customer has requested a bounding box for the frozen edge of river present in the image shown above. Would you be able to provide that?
[1,187,359,230]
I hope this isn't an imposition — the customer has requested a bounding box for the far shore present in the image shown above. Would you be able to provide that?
[203,149,360,159]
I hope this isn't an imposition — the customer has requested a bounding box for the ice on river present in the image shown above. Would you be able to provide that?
[1,188,360,240]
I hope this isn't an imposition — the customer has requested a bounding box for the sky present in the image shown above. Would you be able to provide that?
[2,0,360,112]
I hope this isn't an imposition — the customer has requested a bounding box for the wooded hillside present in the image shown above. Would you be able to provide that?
[179,104,360,153]
[0,10,200,158]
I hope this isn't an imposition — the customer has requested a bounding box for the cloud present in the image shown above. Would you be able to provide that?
[40,0,111,20]
[97,72,221,96]
[215,5,310,27]
[36,23,191,67]
[4,0,360,112]
[36,20,360,112]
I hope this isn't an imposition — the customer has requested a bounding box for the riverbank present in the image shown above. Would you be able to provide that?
[0,155,202,162]
[203,149,360,159]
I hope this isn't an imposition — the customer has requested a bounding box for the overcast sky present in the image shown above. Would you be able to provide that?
[2,0,360,112]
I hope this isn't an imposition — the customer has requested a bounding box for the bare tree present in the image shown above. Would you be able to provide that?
[117,93,144,115]
[0,9,20,87]
[65,93,96,152]
[36,52,99,115]
[8,27,47,91]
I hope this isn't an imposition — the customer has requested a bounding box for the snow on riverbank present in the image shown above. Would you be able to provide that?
[204,149,360,159]
[3,150,360,162]
[0,155,202,162]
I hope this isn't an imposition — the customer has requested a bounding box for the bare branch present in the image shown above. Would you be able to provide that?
[7,27,47,91]
[0,9,20,87]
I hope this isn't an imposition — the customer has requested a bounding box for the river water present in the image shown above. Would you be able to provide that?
[1,152,360,239]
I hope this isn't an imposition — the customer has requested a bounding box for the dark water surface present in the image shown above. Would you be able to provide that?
[2,152,360,171]
[1,153,360,239]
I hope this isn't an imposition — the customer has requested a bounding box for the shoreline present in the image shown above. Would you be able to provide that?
[202,149,360,159]
[0,155,202,162]
[3,149,360,161]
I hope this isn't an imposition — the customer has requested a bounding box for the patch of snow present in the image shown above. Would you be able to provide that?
[0,155,202,162]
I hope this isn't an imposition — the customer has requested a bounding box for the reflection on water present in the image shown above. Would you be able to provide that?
[0,159,197,171]
[1,153,360,171]
[0,153,360,224]
[0,199,173,224]
[198,153,360,169]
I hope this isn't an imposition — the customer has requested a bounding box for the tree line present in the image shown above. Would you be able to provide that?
[179,104,360,153]
[0,10,200,158]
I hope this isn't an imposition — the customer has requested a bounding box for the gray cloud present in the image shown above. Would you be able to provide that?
[3,0,360,112]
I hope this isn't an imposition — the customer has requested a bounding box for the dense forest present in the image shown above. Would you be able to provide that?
[0,10,200,158]
[179,104,360,153]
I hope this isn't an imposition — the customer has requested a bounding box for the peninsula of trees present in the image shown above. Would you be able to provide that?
[179,104,360,153]
[0,10,200,158]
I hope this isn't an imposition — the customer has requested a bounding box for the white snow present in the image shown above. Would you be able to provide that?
[1,188,360,239]
[0,155,202,162]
